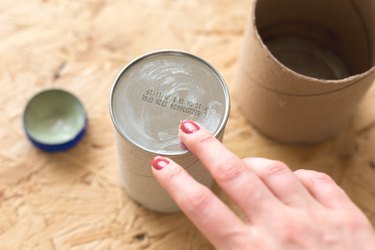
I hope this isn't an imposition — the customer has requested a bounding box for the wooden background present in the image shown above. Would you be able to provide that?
[1,0,375,249]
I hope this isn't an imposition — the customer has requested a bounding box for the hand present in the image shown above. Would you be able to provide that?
[151,120,375,250]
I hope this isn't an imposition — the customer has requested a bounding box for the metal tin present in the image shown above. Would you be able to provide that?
[110,50,230,212]
[23,89,87,152]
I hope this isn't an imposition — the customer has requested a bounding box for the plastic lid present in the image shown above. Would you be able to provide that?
[23,89,87,152]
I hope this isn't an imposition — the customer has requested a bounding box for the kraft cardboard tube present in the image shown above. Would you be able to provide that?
[114,129,224,212]
[115,130,215,212]
[234,0,375,143]
[110,50,230,213]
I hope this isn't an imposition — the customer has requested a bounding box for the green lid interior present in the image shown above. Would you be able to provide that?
[24,89,86,145]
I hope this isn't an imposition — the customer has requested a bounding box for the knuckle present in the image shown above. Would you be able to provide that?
[183,132,216,150]
[278,216,308,244]
[323,210,372,239]
[198,133,216,145]
[294,169,334,184]
[243,157,253,164]
[262,160,289,176]
[165,165,184,185]
[311,172,337,186]
[214,156,246,183]
[344,211,370,231]
[313,172,333,182]
[294,168,311,175]
[181,186,214,214]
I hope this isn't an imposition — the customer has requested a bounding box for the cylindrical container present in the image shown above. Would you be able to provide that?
[235,0,375,143]
[110,50,230,213]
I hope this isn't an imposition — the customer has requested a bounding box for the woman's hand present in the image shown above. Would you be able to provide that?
[151,120,375,250]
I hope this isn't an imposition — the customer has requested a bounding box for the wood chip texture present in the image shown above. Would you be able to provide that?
[1,0,375,249]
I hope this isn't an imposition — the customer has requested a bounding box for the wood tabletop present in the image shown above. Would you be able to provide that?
[1,0,374,249]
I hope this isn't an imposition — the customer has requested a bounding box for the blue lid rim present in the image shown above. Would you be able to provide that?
[25,120,88,152]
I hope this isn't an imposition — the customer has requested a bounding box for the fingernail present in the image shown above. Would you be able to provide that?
[151,156,170,170]
[180,120,200,134]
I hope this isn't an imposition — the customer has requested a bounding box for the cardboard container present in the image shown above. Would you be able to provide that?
[110,50,230,212]
[234,0,375,143]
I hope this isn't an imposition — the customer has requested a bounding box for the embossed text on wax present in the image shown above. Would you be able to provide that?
[140,89,208,117]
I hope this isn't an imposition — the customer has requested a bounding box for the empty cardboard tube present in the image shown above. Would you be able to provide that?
[234,0,375,143]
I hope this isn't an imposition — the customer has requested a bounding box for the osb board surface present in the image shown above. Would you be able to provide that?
[0,0,375,249]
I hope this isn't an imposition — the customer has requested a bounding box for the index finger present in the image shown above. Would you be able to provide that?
[179,120,280,219]
[151,156,246,248]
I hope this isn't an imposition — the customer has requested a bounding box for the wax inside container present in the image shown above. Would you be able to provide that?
[24,89,86,146]
[111,51,229,155]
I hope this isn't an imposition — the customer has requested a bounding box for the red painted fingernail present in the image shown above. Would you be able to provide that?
[180,120,200,134]
[151,156,170,170]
